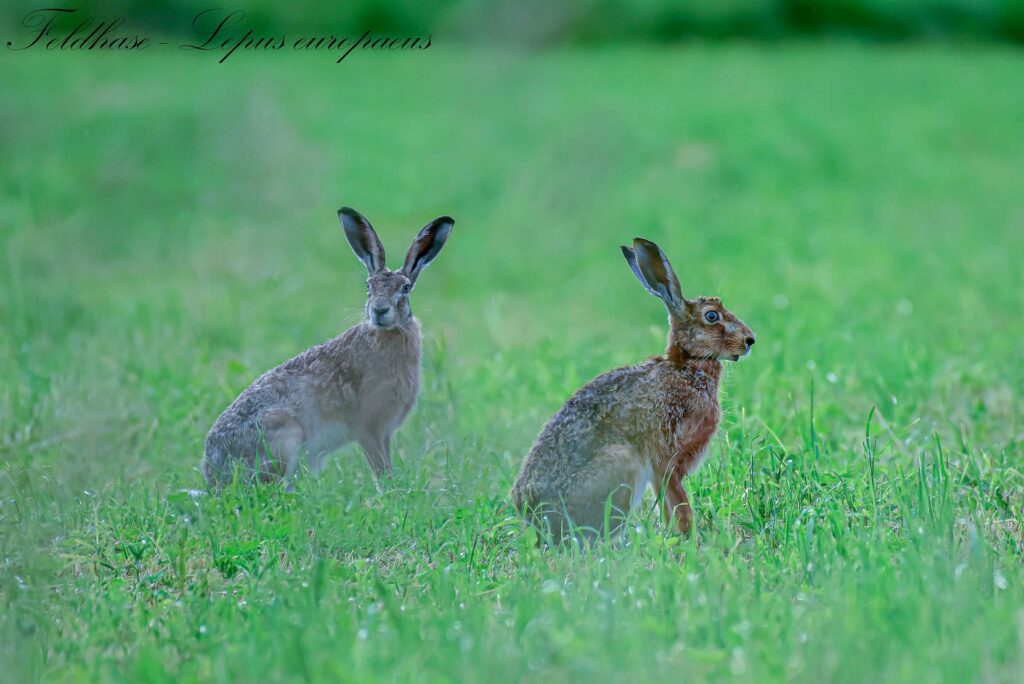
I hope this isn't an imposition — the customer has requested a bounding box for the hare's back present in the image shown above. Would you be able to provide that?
[214,329,361,424]
[525,362,658,467]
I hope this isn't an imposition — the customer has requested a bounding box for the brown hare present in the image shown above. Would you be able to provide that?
[510,238,754,542]
[201,207,454,489]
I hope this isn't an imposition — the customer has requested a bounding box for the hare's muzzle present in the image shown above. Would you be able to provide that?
[369,297,396,329]
[730,334,755,360]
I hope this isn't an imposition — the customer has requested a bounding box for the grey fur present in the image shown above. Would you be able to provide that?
[201,208,453,489]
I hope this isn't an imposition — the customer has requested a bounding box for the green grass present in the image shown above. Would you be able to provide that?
[2,43,1023,682]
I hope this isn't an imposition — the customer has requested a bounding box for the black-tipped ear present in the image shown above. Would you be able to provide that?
[630,237,685,311]
[402,216,454,286]
[338,207,386,274]
[621,245,662,299]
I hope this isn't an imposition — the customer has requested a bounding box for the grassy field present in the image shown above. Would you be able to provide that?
[2,43,1023,682]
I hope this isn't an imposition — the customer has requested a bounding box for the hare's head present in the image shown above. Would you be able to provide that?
[339,207,454,331]
[621,238,755,363]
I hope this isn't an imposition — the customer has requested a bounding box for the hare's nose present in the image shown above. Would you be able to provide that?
[745,336,756,348]
[373,305,391,315]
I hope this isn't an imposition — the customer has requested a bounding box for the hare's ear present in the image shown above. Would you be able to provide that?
[401,216,454,287]
[623,238,685,312]
[338,207,386,274]
[621,245,661,299]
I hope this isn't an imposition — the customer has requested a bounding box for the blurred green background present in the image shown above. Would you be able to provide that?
[2,2,1024,683]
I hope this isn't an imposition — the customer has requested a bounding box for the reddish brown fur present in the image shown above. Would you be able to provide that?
[510,239,754,543]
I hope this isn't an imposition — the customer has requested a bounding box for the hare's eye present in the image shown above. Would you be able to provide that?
[704,310,720,323]
[401,284,411,295]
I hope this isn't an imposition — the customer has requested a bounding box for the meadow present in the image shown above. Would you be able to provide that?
[1,43,1023,682]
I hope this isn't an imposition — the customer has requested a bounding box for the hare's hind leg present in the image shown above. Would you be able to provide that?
[257,410,306,484]
[562,444,647,540]
[305,449,333,478]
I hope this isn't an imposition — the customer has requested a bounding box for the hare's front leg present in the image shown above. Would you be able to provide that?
[358,432,393,488]
[665,479,693,536]
[654,465,693,536]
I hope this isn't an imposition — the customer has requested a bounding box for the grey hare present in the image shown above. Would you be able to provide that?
[511,238,754,542]
[202,207,454,489]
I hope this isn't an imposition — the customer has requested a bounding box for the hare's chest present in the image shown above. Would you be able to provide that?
[357,358,420,422]
[661,389,720,475]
